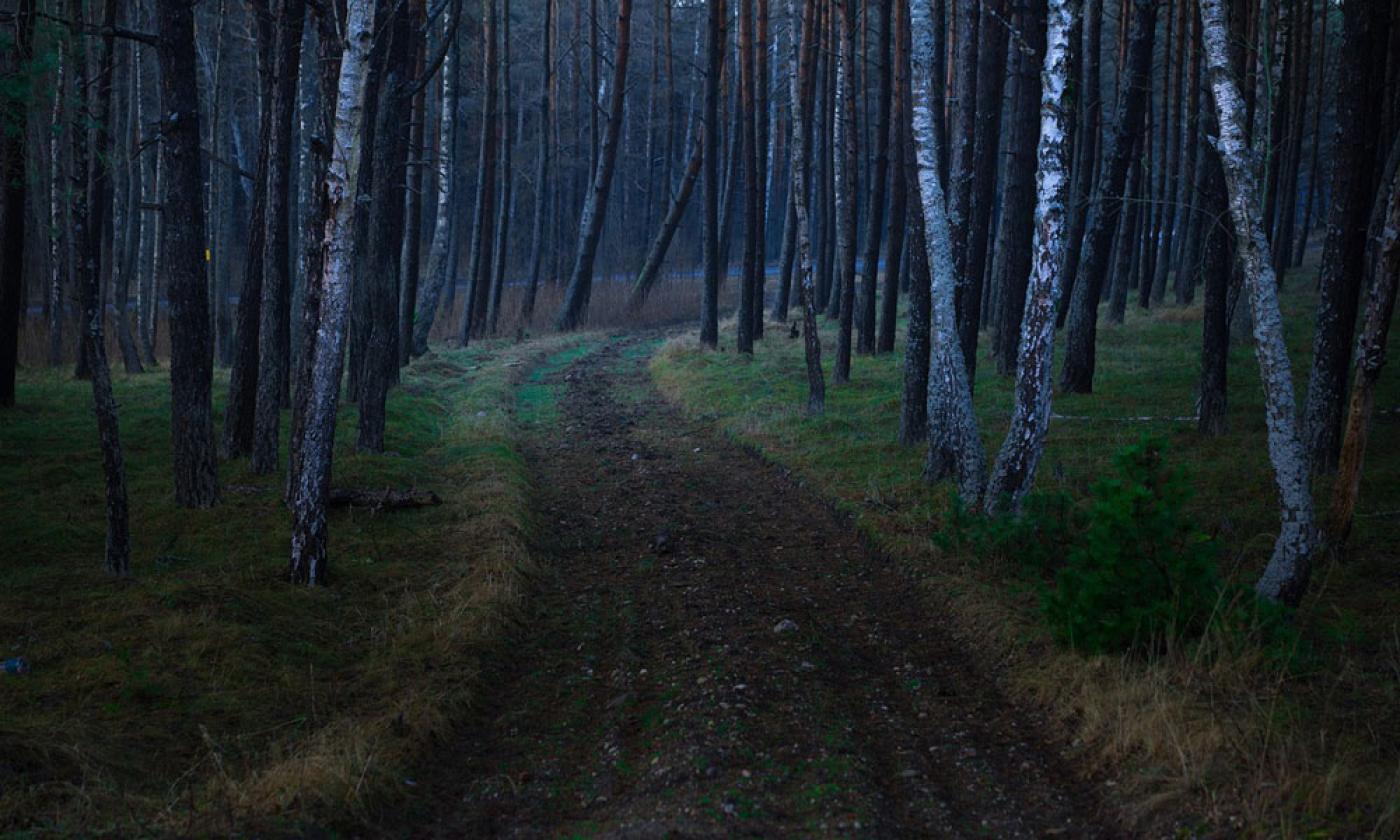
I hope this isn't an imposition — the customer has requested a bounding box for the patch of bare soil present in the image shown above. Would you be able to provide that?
[378,336,1122,838]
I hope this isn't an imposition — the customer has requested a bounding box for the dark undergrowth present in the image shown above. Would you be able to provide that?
[0,333,591,835]
[650,274,1400,837]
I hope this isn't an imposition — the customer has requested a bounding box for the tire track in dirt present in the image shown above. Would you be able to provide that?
[385,335,1121,838]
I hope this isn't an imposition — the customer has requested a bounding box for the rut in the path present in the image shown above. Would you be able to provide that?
[384,337,1119,838]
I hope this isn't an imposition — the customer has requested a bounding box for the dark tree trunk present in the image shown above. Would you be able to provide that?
[896,0,927,444]
[555,0,634,330]
[398,34,427,365]
[877,0,908,356]
[1197,132,1232,437]
[359,2,418,452]
[252,0,307,475]
[463,0,499,344]
[990,0,1047,376]
[700,0,725,346]
[628,132,704,312]
[752,0,770,339]
[787,0,825,414]
[0,0,35,408]
[487,0,514,336]
[72,0,132,574]
[521,0,554,323]
[831,0,857,382]
[157,0,221,507]
[738,0,759,353]
[1302,0,1390,473]
[222,13,275,458]
[857,0,892,356]
[1058,0,1158,394]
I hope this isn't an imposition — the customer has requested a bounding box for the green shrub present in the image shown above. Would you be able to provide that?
[937,488,1085,576]
[1040,436,1223,655]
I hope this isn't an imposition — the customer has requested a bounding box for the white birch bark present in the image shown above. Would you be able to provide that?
[288,0,377,585]
[1199,0,1316,607]
[909,0,984,502]
[786,0,825,414]
[984,0,1077,513]
[410,13,457,356]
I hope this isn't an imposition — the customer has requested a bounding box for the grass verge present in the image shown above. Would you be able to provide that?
[0,334,586,834]
[650,283,1400,836]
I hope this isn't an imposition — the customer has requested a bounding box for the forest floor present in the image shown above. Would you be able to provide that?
[374,334,1125,838]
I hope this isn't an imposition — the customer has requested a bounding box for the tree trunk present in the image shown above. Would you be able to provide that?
[487,0,514,336]
[47,54,68,369]
[831,0,857,382]
[752,0,770,339]
[462,0,500,344]
[628,132,705,312]
[1058,0,1157,394]
[983,0,1076,511]
[156,0,220,508]
[877,0,908,356]
[911,0,983,502]
[738,0,759,353]
[358,2,419,452]
[700,0,725,347]
[787,0,825,414]
[897,0,929,444]
[252,0,307,475]
[990,0,1047,376]
[1196,98,1232,437]
[1301,0,1389,473]
[521,0,554,324]
[0,0,35,407]
[1199,0,1316,608]
[555,0,633,331]
[289,0,377,585]
[857,0,892,356]
[1327,158,1400,544]
[398,34,428,364]
[1057,0,1100,327]
[410,14,459,356]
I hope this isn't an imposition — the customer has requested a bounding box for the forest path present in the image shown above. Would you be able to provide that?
[383,334,1118,838]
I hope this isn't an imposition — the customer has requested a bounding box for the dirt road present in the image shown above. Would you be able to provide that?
[383,336,1118,837]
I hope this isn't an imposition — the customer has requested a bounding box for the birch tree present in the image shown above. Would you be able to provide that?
[411,10,460,356]
[1199,0,1316,607]
[984,0,1077,512]
[910,0,983,502]
[787,0,825,414]
[289,0,377,585]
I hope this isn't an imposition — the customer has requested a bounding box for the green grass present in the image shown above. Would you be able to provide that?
[0,335,587,834]
[652,279,1400,835]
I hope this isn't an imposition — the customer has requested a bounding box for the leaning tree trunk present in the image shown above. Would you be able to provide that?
[1199,0,1316,608]
[1300,0,1388,473]
[289,0,376,586]
[73,0,132,574]
[1327,157,1400,544]
[910,0,983,502]
[410,14,459,356]
[555,0,633,331]
[252,0,307,475]
[983,0,1075,512]
[156,0,220,507]
[628,132,704,313]
[787,0,825,414]
[1059,0,1157,394]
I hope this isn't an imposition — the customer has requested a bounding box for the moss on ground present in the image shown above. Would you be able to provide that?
[0,334,589,834]
[651,281,1400,836]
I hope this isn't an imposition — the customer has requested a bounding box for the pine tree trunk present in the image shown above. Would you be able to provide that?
[857,0,892,356]
[700,0,725,347]
[990,0,1047,376]
[555,0,633,331]
[0,0,35,407]
[521,0,554,324]
[983,0,1076,511]
[157,0,220,508]
[252,0,307,475]
[398,34,427,365]
[487,0,514,336]
[289,0,377,585]
[1327,158,1400,544]
[47,55,68,369]
[1200,0,1317,608]
[1057,0,1100,327]
[753,0,770,339]
[737,0,759,354]
[1058,0,1157,394]
[463,0,500,344]
[628,132,705,312]
[896,0,929,444]
[1301,0,1389,473]
[911,0,983,502]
